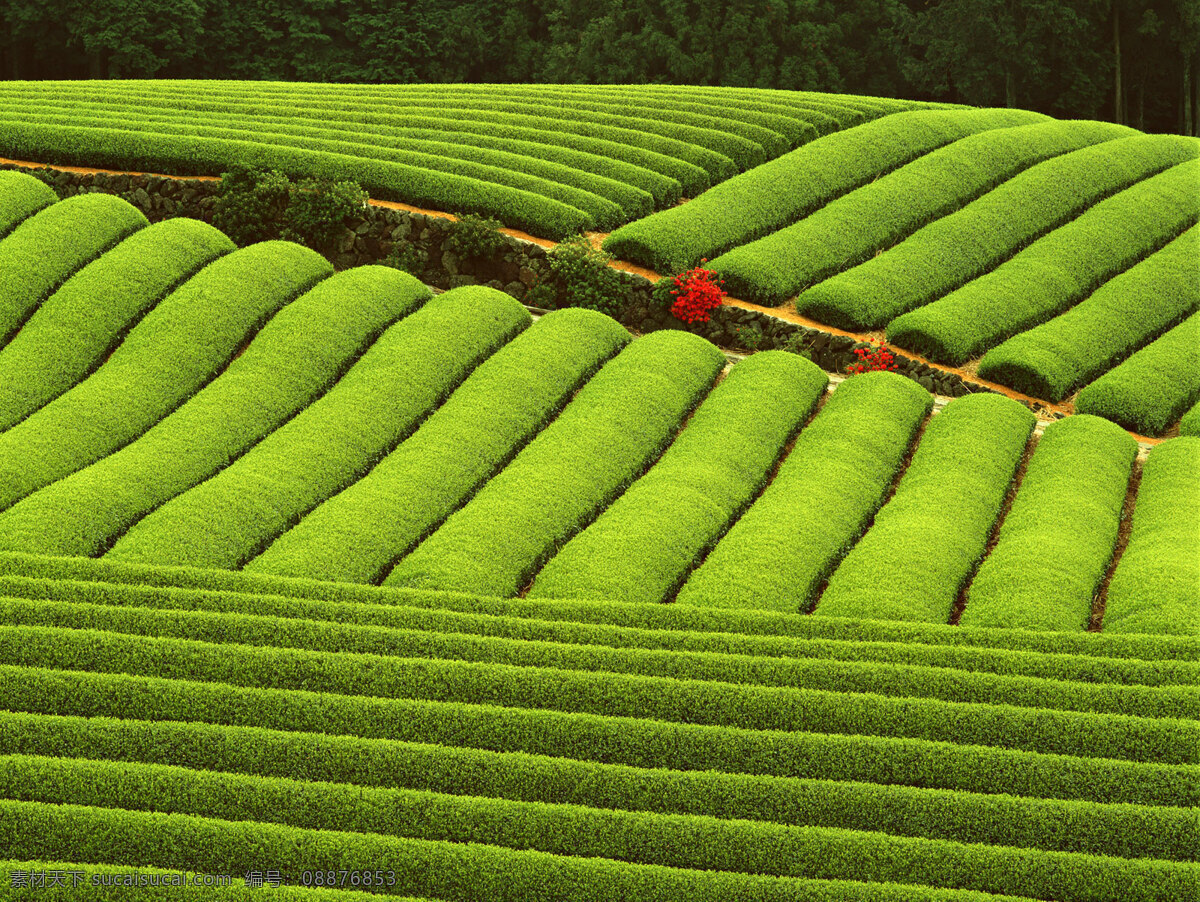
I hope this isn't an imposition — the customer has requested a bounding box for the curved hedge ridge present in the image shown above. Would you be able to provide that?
[603,107,1046,274]
[0,241,332,512]
[385,330,726,597]
[977,224,1200,401]
[816,393,1037,624]
[247,308,632,584]
[1104,437,1200,636]
[676,371,932,613]
[710,119,1135,304]
[105,286,530,570]
[960,416,1137,633]
[797,134,1200,331]
[0,217,234,432]
[886,159,1200,364]
[0,192,147,346]
[529,351,829,604]
[0,170,57,239]
[0,267,431,558]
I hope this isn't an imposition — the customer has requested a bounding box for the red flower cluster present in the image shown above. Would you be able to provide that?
[669,261,726,324]
[847,340,899,375]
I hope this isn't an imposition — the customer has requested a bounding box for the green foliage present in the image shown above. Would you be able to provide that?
[602,108,1046,274]
[1105,437,1200,636]
[1074,311,1200,436]
[710,119,1135,305]
[248,308,630,583]
[817,393,1036,623]
[531,352,828,604]
[105,287,530,570]
[385,331,726,597]
[677,372,931,612]
[886,160,1200,365]
[0,192,147,345]
[1181,398,1200,437]
[0,267,430,558]
[535,234,626,316]
[211,164,290,247]
[281,176,368,253]
[978,225,1200,401]
[0,218,231,432]
[445,212,508,260]
[799,135,1200,331]
[0,242,331,512]
[961,416,1137,632]
[0,170,57,240]
[383,241,426,276]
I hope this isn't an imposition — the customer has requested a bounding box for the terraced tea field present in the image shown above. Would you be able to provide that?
[0,85,1196,901]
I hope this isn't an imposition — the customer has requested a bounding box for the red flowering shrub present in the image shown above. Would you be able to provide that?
[847,340,899,374]
[669,260,726,324]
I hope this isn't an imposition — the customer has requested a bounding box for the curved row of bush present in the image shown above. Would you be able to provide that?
[816,393,1036,623]
[1182,398,1200,436]
[1,626,1193,764]
[385,330,725,597]
[676,371,931,612]
[886,159,1200,364]
[711,119,1134,304]
[602,107,1046,274]
[0,218,233,432]
[529,351,828,604]
[0,241,331,512]
[1,710,1190,862]
[1074,311,1200,436]
[0,170,56,239]
[1104,437,1200,635]
[798,134,1200,330]
[0,192,147,347]
[977,225,1200,401]
[248,308,631,584]
[0,119,596,239]
[104,287,529,570]
[4,571,1194,688]
[1,594,1192,721]
[960,416,1136,632]
[0,267,430,557]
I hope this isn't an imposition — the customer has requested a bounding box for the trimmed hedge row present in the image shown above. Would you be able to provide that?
[5,664,1194,805]
[886,159,1200,364]
[3,573,1195,688]
[248,308,631,583]
[1104,437,1200,636]
[676,371,931,612]
[0,193,147,346]
[0,267,430,558]
[1,754,1195,902]
[0,218,233,432]
[3,551,1196,662]
[1182,397,1200,436]
[1,711,1192,861]
[0,241,331,512]
[817,393,1036,623]
[0,169,57,239]
[602,107,1046,274]
[711,119,1134,304]
[1074,310,1200,436]
[0,595,1193,720]
[961,416,1137,632]
[0,118,595,239]
[798,134,1200,330]
[385,330,726,597]
[529,351,828,604]
[978,224,1200,401]
[1,626,1194,763]
[105,286,529,570]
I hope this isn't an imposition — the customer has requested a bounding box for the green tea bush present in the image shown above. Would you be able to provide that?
[211,164,290,246]
[445,212,508,260]
[281,176,368,252]
[0,170,57,239]
[529,234,625,316]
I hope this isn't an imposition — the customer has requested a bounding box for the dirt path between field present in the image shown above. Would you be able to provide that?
[3,155,1169,446]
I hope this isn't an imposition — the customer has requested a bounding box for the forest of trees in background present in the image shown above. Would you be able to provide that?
[1,0,1196,136]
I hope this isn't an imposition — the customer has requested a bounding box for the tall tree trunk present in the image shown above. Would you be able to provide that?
[1005,67,1016,107]
[1136,82,1144,130]
[1113,3,1123,124]
[1185,56,1194,137]
[88,52,104,79]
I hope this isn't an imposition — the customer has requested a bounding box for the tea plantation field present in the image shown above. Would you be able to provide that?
[0,87,1196,900]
